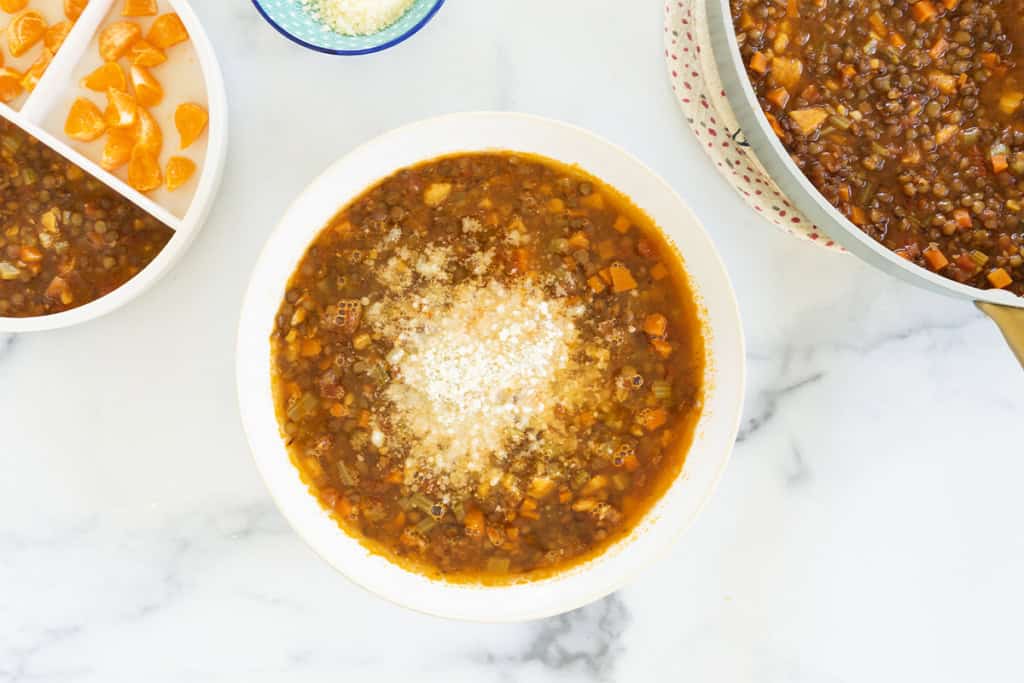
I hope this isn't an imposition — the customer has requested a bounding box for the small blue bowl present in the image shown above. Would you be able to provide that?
[252,0,445,55]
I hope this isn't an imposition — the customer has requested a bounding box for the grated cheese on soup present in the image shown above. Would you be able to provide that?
[298,0,416,36]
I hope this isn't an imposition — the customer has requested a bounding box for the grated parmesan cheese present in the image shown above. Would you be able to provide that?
[298,0,415,36]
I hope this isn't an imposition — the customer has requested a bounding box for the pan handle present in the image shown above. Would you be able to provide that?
[977,302,1024,369]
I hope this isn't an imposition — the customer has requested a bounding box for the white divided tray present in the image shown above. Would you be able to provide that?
[0,0,226,332]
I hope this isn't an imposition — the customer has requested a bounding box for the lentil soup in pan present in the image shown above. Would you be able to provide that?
[732,0,1024,295]
[270,152,707,584]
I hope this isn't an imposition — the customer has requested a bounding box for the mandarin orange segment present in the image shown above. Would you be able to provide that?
[82,61,125,92]
[134,106,162,154]
[101,127,135,171]
[44,20,72,52]
[8,10,47,57]
[174,102,208,150]
[165,156,196,191]
[146,13,188,49]
[104,87,137,128]
[128,145,161,192]
[122,0,157,17]
[129,64,162,107]
[98,21,141,61]
[0,0,28,14]
[0,67,23,102]
[20,48,52,92]
[129,39,165,67]
[65,97,106,141]
[65,0,88,20]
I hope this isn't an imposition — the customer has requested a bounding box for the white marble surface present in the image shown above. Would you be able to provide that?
[2,1,1023,681]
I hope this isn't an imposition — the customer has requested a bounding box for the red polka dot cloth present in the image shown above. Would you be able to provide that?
[663,0,843,251]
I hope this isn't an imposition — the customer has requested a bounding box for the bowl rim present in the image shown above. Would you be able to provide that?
[236,111,747,621]
[250,0,446,56]
[0,0,230,333]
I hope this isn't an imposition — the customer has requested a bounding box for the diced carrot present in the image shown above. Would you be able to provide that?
[587,275,607,293]
[581,193,605,210]
[850,206,867,226]
[999,91,1023,116]
[651,338,674,358]
[329,402,345,418]
[800,84,820,102]
[385,468,404,484]
[613,215,631,233]
[622,454,640,472]
[923,245,950,270]
[765,112,785,136]
[463,507,485,538]
[839,64,857,82]
[838,184,851,202]
[787,0,799,17]
[749,51,769,73]
[766,86,791,108]
[598,267,612,284]
[942,0,959,9]
[929,37,948,59]
[739,10,756,29]
[868,12,888,36]
[991,154,1008,174]
[953,208,973,228]
[890,32,906,49]
[596,239,617,260]
[988,268,1013,289]
[643,313,668,337]
[773,32,790,53]
[979,52,1000,68]
[639,408,668,432]
[300,339,322,357]
[558,488,572,504]
[519,498,540,520]
[567,231,590,250]
[609,262,638,293]
[512,247,529,272]
[547,197,565,212]
[910,1,938,22]
[650,262,669,281]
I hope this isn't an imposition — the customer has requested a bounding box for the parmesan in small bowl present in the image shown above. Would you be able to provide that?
[252,0,445,55]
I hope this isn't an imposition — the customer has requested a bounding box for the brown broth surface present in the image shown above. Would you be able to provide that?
[270,152,706,584]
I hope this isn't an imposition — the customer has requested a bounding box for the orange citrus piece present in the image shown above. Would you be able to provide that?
[122,0,156,17]
[0,67,23,102]
[129,64,162,107]
[20,48,52,92]
[174,102,208,150]
[65,97,107,141]
[44,20,72,52]
[81,61,125,92]
[8,10,47,58]
[104,87,137,128]
[0,0,28,14]
[146,13,187,49]
[165,156,196,191]
[65,0,88,20]
[98,21,141,61]
[128,145,161,192]
[129,38,165,67]
[134,106,162,154]
[101,127,135,171]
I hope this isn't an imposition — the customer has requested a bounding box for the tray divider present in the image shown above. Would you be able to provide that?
[19,0,117,124]
[0,104,182,230]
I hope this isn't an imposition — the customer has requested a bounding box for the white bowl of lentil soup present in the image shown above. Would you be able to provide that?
[706,0,1024,365]
[0,0,227,332]
[237,113,745,621]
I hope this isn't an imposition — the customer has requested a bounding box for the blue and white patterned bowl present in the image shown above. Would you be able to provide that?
[252,0,445,55]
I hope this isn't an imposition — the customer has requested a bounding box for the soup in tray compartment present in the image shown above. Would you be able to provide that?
[0,115,172,317]
[271,152,707,584]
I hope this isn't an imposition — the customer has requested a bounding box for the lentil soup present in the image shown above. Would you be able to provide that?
[270,152,706,584]
[0,117,173,318]
[732,0,1024,295]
